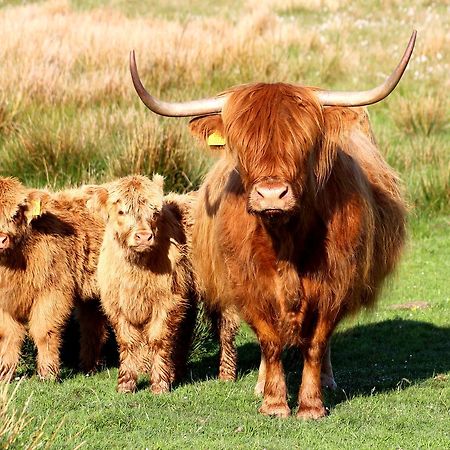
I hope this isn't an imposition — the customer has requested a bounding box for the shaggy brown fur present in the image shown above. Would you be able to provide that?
[188,83,406,419]
[0,178,108,381]
[89,175,197,393]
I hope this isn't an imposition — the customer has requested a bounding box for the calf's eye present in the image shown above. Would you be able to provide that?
[118,210,125,216]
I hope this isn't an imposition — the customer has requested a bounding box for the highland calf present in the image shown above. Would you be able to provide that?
[0,178,108,381]
[130,32,415,417]
[89,175,196,393]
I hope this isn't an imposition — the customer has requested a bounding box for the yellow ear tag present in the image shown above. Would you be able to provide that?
[30,199,41,217]
[207,131,226,146]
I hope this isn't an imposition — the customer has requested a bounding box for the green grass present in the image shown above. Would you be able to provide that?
[0,0,449,448]
[6,214,450,449]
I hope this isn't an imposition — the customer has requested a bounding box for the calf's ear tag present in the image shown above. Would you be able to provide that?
[207,131,226,146]
[30,199,41,217]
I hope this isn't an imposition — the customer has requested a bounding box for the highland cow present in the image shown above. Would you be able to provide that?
[88,175,197,393]
[130,31,415,418]
[0,178,108,381]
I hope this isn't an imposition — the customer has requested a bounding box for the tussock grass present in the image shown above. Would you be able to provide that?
[0,0,448,212]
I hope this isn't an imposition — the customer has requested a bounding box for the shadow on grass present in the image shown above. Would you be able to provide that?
[17,318,450,405]
[188,318,450,407]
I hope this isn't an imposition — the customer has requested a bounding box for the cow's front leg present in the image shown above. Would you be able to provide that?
[297,318,335,420]
[248,315,289,418]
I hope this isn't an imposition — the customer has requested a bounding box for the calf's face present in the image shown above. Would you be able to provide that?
[0,178,44,255]
[89,175,164,253]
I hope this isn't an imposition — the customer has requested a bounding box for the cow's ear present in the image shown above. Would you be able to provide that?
[188,114,226,149]
[151,174,164,192]
[84,185,109,217]
[22,190,50,224]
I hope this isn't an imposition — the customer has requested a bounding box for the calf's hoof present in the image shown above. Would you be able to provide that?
[0,366,15,383]
[296,404,328,420]
[320,373,337,391]
[259,401,290,418]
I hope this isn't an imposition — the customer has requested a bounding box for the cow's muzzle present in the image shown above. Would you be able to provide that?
[248,180,296,215]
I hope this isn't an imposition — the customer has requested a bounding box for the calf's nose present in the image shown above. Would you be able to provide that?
[0,233,10,249]
[134,231,153,243]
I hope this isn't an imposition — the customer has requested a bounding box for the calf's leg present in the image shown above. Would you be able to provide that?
[0,311,26,381]
[115,317,142,393]
[29,293,72,380]
[76,299,109,373]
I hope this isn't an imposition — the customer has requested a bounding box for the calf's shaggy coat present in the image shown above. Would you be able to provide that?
[0,178,107,381]
[89,175,196,393]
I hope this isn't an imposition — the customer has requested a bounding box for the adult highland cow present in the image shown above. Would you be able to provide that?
[129,32,415,418]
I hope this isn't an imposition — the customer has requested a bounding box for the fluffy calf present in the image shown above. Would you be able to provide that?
[0,178,107,381]
[90,175,196,393]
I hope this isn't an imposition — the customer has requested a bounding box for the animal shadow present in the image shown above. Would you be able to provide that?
[190,318,450,408]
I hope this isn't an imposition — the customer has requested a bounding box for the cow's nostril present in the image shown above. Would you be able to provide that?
[279,186,289,199]
[256,188,265,198]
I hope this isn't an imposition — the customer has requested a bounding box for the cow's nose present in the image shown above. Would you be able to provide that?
[134,231,153,243]
[0,233,10,249]
[255,184,290,200]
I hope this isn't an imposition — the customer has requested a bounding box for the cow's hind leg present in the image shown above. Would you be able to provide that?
[320,343,337,390]
[254,353,266,396]
[209,306,239,381]
[76,299,109,373]
[0,311,26,382]
[297,316,335,420]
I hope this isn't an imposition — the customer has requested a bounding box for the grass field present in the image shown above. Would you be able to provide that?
[0,0,449,448]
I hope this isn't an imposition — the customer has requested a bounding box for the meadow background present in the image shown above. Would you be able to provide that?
[0,0,448,448]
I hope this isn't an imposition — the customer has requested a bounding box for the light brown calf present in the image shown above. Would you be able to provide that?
[89,175,196,393]
[0,178,108,381]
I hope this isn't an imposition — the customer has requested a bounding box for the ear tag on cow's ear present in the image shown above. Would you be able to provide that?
[28,199,41,222]
[207,131,226,146]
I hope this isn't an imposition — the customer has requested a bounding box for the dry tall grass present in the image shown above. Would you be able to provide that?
[0,0,448,210]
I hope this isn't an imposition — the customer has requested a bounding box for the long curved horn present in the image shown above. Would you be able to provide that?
[314,30,417,106]
[130,31,416,116]
[129,50,226,117]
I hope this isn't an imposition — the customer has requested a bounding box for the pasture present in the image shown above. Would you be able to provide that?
[0,0,448,448]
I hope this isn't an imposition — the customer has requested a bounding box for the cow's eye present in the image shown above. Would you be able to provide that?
[118,210,126,216]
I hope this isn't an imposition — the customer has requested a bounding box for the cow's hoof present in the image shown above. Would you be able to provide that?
[117,380,136,393]
[254,380,264,397]
[320,373,337,390]
[296,404,328,420]
[150,382,170,394]
[259,402,290,418]
[219,372,236,382]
